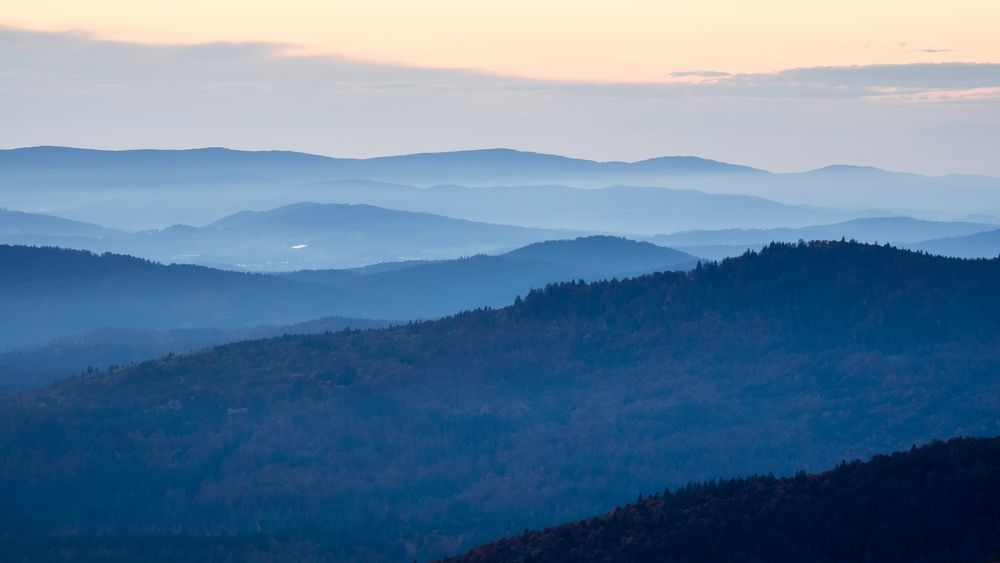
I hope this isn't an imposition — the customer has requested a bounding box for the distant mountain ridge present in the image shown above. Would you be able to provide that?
[0,236,695,352]
[908,228,1000,259]
[0,146,763,187]
[4,146,998,230]
[277,236,697,318]
[1,202,577,270]
[0,207,120,238]
[267,184,853,236]
[1,183,856,245]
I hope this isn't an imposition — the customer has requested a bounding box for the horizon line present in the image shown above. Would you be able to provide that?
[5,144,993,178]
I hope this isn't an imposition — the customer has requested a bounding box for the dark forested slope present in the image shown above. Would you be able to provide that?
[1,242,999,561]
[445,436,1000,563]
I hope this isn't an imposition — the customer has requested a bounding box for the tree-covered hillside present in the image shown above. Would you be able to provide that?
[277,236,697,319]
[1,241,998,561]
[0,237,693,352]
[0,316,390,391]
[0,245,346,348]
[444,436,1000,563]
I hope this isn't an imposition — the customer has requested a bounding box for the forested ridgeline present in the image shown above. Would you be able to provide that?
[0,237,693,352]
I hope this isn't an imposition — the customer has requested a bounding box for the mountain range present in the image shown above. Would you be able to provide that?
[0,146,761,189]
[4,145,1000,562]
[2,241,997,561]
[0,203,575,270]
[297,183,856,235]
[908,228,1000,259]
[0,236,695,352]
[276,236,697,317]
[6,202,1000,272]
[0,207,121,238]
[3,147,998,230]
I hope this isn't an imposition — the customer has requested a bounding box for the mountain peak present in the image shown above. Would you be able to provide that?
[807,164,887,174]
[504,235,697,269]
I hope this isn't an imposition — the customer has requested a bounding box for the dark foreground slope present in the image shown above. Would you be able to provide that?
[445,436,1000,563]
[1,242,999,561]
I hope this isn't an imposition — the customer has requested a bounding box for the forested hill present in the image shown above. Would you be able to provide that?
[0,316,391,391]
[503,236,694,272]
[0,238,693,351]
[1,242,999,561]
[0,245,348,349]
[275,236,697,320]
[444,436,1000,563]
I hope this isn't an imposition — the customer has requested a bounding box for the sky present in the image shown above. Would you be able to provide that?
[1,0,999,174]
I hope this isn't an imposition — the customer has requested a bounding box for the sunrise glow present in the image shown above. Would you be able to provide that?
[3,0,999,82]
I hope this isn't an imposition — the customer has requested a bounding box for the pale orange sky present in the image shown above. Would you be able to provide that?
[2,0,998,82]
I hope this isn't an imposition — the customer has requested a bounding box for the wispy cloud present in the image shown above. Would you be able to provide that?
[1,25,998,175]
[677,63,1000,100]
[663,70,733,85]
[668,70,732,78]
[872,86,1000,103]
[3,25,995,102]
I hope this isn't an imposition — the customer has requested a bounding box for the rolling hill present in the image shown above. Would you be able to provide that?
[141,202,573,270]
[649,217,999,259]
[326,183,849,235]
[909,228,1000,259]
[0,182,857,240]
[444,436,1000,563]
[0,316,391,392]
[0,207,119,238]
[0,245,350,349]
[1,147,784,230]
[0,146,759,190]
[0,203,575,270]
[766,164,1000,216]
[1,241,997,561]
[502,236,695,271]
[277,236,697,318]
[0,237,694,352]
